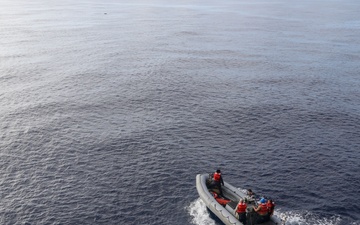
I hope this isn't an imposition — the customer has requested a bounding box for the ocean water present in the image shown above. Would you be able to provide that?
[1,0,359,224]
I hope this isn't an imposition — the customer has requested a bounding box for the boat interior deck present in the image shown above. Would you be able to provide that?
[206,177,279,225]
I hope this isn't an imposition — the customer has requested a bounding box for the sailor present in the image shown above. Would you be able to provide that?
[247,189,255,197]
[266,199,275,219]
[212,169,224,196]
[253,198,269,223]
[235,199,247,225]
[246,189,255,202]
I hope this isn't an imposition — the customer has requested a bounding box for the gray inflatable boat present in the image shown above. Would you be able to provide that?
[196,173,284,225]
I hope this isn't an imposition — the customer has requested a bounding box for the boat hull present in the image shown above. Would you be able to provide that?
[196,174,283,225]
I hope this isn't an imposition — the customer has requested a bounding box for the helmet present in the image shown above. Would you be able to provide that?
[216,169,221,173]
[260,198,266,203]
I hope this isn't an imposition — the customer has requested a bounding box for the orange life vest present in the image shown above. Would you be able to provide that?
[258,203,268,215]
[236,202,247,213]
[213,172,221,182]
[212,192,230,206]
[211,192,217,198]
[267,202,275,214]
[216,198,230,206]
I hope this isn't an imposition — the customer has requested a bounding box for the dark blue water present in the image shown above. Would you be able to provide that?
[1,0,359,224]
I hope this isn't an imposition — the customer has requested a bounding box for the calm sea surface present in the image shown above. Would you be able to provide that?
[1,0,359,224]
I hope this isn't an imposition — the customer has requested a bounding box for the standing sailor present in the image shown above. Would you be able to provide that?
[253,198,269,223]
[235,199,247,225]
[265,199,276,221]
[212,169,224,196]
[267,199,275,216]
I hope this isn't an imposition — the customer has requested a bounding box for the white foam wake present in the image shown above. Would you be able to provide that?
[186,198,359,225]
[276,210,347,225]
[187,198,216,225]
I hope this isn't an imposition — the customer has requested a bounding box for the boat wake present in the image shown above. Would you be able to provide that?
[187,198,216,225]
[277,210,360,225]
[276,210,341,225]
[187,198,357,225]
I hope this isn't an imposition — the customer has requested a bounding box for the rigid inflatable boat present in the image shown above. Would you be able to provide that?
[196,173,284,225]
